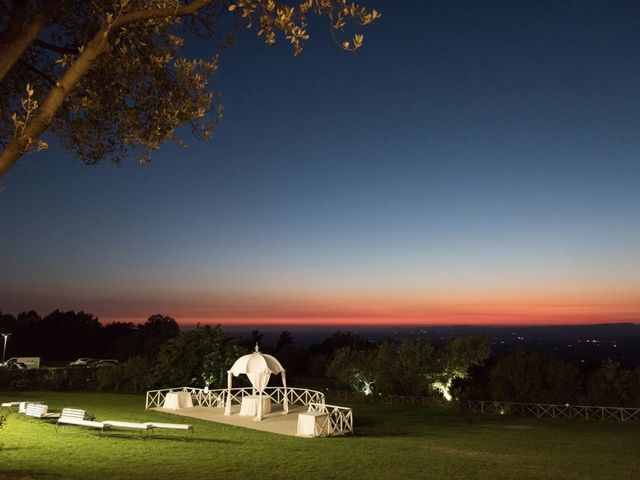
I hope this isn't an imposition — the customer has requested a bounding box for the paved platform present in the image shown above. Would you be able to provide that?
[151,403,307,437]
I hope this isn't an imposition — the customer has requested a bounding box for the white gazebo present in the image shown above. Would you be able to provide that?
[224,345,289,421]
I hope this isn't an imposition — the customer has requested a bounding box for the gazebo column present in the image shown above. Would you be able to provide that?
[257,390,263,421]
[282,371,289,414]
[224,370,232,416]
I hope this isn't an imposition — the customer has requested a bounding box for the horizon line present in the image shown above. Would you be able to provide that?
[101,316,640,329]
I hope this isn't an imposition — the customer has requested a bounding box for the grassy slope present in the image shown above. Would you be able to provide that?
[0,391,638,480]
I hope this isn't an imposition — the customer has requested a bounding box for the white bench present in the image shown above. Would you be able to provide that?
[145,422,193,440]
[57,408,107,431]
[25,403,60,419]
[1,401,21,409]
[103,420,153,438]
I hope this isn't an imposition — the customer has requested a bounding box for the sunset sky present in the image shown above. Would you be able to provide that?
[1,1,639,327]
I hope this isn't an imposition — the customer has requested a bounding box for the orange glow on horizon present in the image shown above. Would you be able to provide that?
[60,285,640,327]
[101,309,639,327]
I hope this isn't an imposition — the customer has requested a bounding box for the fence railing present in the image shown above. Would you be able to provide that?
[145,386,326,410]
[466,400,640,423]
[329,391,451,408]
[145,386,221,410]
[386,394,450,408]
[307,402,353,436]
[286,387,326,407]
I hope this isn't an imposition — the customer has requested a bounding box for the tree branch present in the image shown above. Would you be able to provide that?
[34,39,80,55]
[0,0,62,83]
[112,0,214,29]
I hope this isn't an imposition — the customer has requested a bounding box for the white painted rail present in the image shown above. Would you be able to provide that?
[467,400,640,423]
[307,402,353,436]
[146,386,326,411]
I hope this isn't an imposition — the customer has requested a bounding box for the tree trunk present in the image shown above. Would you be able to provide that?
[0,1,60,83]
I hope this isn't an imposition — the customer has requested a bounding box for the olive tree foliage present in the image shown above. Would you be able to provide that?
[0,0,381,176]
[327,345,377,395]
[373,339,437,396]
[152,324,244,388]
[488,351,582,404]
[582,359,640,407]
[328,335,490,400]
[430,334,491,400]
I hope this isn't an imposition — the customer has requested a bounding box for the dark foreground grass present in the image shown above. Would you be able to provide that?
[1,391,639,480]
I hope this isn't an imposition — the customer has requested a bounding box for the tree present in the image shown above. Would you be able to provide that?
[327,345,376,395]
[152,324,243,388]
[16,310,41,327]
[391,339,437,395]
[312,331,374,379]
[274,330,303,376]
[101,321,136,359]
[138,313,180,356]
[247,329,264,350]
[122,355,153,392]
[327,336,490,400]
[582,359,640,407]
[0,0,381,176]
[275,330,294,351]
[488,351,582,404]
[430,334,491,401]
[0,311,17,333]
[34,309,103,360]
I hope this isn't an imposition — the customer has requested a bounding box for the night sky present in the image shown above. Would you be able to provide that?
[1,1,639,327]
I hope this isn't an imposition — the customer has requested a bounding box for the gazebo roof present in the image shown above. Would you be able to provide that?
[229,345,285,377]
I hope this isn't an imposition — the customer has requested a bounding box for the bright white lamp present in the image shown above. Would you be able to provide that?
[1,333,11,363]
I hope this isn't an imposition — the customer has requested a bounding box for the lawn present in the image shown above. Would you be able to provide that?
[1,391,639,479]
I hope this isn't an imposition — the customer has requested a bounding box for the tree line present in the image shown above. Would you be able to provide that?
[466,350,640,408]
[0,310,180,361]
[1,309,639,407]
[328,339,640,408]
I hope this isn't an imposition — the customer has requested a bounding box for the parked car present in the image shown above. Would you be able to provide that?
[2,358,27,369]
[92,359,120,367]
[3,356,40,369]
[69,357,93,367]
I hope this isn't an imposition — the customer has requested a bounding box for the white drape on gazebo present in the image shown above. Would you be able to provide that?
[224,345,289,420]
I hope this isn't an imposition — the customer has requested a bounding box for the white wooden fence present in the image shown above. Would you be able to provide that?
[145,386,326,411]
[307,402,354,436]
[467,400,640,423]
[145,386,354,436]
[386,394,449,408]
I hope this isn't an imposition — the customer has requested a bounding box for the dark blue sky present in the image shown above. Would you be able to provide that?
[1,1,639,326]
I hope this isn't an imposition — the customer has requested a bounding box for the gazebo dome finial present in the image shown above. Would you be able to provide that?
[255,343,260,353]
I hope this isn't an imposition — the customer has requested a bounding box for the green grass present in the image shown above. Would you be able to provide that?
[1,391,639,479]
